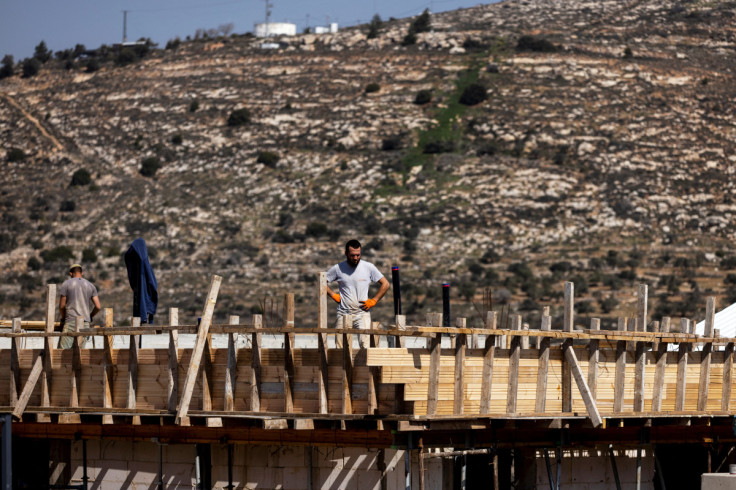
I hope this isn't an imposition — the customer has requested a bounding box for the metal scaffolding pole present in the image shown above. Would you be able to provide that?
[1,414,10,490]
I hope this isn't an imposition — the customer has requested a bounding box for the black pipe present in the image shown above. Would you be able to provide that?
[442,283,450,327]
[392,266,402,316]
[1,414,10,490]
[82,439,88,490]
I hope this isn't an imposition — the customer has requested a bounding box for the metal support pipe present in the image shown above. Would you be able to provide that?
[636,444,642,490]
[307,446,313,490]
[405,434,412,490]
[82,439,88,490]
[608,445,622,490]
[442,283,450,328]
[544,449,555,490]
[555,446,561,490]
[390,267,401,348]
[1,414,10,490]
[654,446,666,490]
[226,444,233,490]
[157,442,164,490]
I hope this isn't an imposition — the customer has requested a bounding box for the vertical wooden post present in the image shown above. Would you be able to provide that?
[480,311,497,414]
[175,275,222,425]
[698,297,716,411]
[427,329,443,416]
[60,317,83,424]
[225,315,239,412]
[650,318,669,412]
[167,308,179,413]
[127,323,141,425]
[318,272,328,330]
[562,282,574,412]
[342,315,354,415]
[10,318,21,408]
[588,318,600,401]
[102,308,115,424]
[507,315,521,414]
[521,323,530,349]
[614,317,627,413]
[250,314,263,412]
[637,284,648,332]
[394,315,406,414]
[454,318,467,415]
[394,315,405,348]
[723,339,734,412]
[39,284,56,422]
[634,337,646,412]
[535,314,551,413]
[369,322,381,417]
[675,318,690,411]
[284,293,296,414]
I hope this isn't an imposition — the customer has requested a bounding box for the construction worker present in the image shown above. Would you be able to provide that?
[325,239,389,347]
[59,263,101,349]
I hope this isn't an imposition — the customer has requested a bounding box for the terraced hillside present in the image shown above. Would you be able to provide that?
[1,0,736,330]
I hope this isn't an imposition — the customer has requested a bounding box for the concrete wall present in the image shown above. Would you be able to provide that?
[64,441,654,489]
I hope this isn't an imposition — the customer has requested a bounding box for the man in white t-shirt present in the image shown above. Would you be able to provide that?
[59,263,101,349]
[326,239,389,347]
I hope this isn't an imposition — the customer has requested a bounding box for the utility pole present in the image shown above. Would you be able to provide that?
[264,0,273,37]
[122,10,129,43]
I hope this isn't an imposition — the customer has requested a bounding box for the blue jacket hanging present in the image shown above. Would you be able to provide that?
[124,237,158,324]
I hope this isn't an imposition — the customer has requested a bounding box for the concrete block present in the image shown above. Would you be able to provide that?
[246,466,275,488]
[276,445,306,468]
[703,474,736,490]
[160,463,196,487]
[314,446,344,470]
[131,441,161,462]
[245,445,271,467]
[571,455,606,483]
[282,465,309,489]
[317,466,361,490]
[127,460,160,486]
[164,443,196,464]
[343,447,379,470]
[357,469,382,490]
[100,439,133,461]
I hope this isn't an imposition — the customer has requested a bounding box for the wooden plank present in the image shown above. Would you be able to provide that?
[454,318,467,415]
[698,297,716,411]
[175,275,222,425]
[633,337,646,412]
[480,311,497,414]
[318,272,328,330]
[651,318,670,412]
[521,324,530,350]
[588,318,600,401]
[12,351,44,420]
[637,284,648,332]
[614,317,627,413]
[201,315,221,427]
[562,282,573,412]
[426,331,443,416]
[393,315,406,414]
[102,308,115,424]
[59,318,83,424]
[395,315,405,348]
[39,284,56,423]
[675,318,690,411]
[284,293,295,413]
[10,318,20,408]
[507,315,521,414]
[127,331,141,425]
[368,329,380,415]
[250,314,263,412]
[318,324,329,415]
[224,315,239,412]
[723,341,734,412]
[535,314,551,413]
[167,308,179,414]
[564,343,603,427]
[342,315,354,415]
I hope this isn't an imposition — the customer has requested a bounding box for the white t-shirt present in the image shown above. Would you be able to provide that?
[326,260,384,315]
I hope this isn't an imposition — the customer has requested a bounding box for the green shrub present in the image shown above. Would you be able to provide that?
[27,256,41,271]
[7,148,25,162]
[305,222,328,237]
[171,134,183,145]
[402,31,417,46]
[459,83,487,106]
[516,35,557,52]
[423,140,455,154]
[40,246,74,262]
[381,136,402,151]
[59,200,76,212]
[365,83,380,94]
[189,99,199,112]
[412,8,432,34]
[140,156,161,177]
[414,89,432,105]
[367,14,382,39]
[166,37,181,50]
[257,151,280,167]
[116,48,137,66]
[82,248,97,263]
[600,295,619,313]
[0,233,17,253]
[623,46,633,58]
[227,108,251,126]
[21,58,41,78]
[85,58,100,73]
[70,168,91,186]
[33,41,51,63]
[0,55,13,79]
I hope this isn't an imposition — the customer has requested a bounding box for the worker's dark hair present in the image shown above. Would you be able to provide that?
[345,239,361,252]
[70,266,82,274]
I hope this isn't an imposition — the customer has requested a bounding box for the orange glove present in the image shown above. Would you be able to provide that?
[331,293,341,303]
[360,298,377,311]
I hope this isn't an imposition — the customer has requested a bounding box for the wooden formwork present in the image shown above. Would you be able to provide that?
[2,277,736,450]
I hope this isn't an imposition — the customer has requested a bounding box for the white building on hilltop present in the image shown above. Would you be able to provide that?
[254,22,296,37]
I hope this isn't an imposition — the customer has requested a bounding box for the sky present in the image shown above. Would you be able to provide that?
[0,0,492,62]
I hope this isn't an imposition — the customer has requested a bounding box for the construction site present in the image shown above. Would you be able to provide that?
[0,275,734,489]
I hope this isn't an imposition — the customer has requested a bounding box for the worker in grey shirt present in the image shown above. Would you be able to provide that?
[59,263,101,349]
[326,239,389,347]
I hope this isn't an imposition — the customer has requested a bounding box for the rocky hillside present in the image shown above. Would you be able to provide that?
[2,0,736,330]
